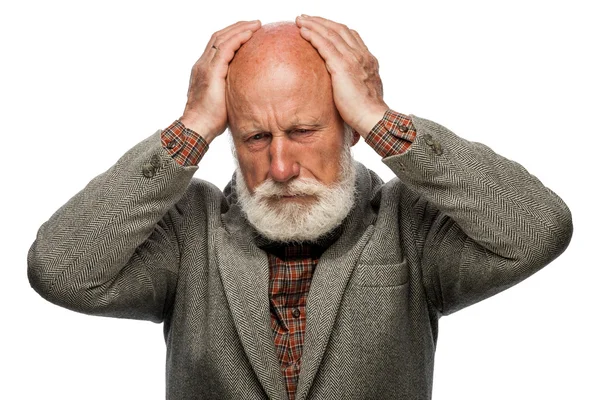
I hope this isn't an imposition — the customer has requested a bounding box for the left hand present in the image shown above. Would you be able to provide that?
[295,15,389,137]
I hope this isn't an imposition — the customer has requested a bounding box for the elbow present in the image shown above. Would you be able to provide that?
[27,239,66,304]
[527,202,573,268]
[27,241,54,300]
[27,242,91,313]
[550,205,573,261]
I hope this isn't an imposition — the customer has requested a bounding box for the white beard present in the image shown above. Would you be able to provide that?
[235,146,356,243]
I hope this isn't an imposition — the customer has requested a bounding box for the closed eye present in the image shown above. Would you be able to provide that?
[290,129,315,137]
[246,132,270,142]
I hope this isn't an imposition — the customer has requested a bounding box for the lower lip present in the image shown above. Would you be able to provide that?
[278,195,311,201]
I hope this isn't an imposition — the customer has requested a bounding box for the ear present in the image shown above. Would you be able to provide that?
[351,129,361,146]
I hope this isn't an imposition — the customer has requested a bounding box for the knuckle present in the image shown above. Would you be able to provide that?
[325,28,338,38]
[324,40,337,53]
[352,54,363,67]
[372,56,380,69]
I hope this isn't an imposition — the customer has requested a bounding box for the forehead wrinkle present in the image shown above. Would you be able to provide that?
[233,101,327,135]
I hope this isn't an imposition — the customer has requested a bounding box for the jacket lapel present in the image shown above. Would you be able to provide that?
[294,164,381,400]
[216,224,287,400]
[294,224,375,400]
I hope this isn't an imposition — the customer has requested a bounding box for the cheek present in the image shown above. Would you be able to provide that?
[308,139,345,184]
[236,151,269,191]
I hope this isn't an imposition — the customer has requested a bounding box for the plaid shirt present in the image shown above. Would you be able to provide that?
[160,120,208,166]
[161,110,416,399]
[265,244,322,399]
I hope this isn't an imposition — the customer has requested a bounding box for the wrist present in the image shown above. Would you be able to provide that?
[354,105,388,138]
[179,112,220,144]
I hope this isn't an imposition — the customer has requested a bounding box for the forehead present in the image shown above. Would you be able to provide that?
[227,63,336,132]
[226,23,338,133]
[230,101,330,134]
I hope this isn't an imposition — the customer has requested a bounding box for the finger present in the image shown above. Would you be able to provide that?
[296,15,361,51]
[204,20,261,53]
[350,29,368,51]
[297,24,343,67]
[210,29,256,76]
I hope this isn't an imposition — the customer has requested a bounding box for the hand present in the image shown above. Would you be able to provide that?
[295,15,388,137]
[180,20,261,143]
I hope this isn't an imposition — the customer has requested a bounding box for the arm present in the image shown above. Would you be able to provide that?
[296,15,573,313]
[27,20,262,321]
[28,132,197,321]
[386,114,572,313]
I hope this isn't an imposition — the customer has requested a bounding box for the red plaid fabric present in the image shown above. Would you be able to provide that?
[160,120,208,166]
[365,109,417,157]
[267,245,320,400]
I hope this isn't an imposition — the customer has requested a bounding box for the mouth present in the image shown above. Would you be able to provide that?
[268,194,317,204]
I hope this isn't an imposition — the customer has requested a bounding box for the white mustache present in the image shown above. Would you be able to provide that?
[235,144,356,243]
[253,178,326,199]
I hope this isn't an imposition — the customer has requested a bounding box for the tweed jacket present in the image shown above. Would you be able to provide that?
[28,115,572,399]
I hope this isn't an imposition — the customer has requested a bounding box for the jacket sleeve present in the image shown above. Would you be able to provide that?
[385,116,573,315]
[27,131,198,322]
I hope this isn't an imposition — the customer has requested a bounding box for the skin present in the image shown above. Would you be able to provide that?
[226,22,351,198]
[179,16,389,199]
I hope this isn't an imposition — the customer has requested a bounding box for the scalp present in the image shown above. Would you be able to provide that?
[227,22,330,97]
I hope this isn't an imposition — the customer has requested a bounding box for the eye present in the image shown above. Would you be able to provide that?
[246,132,270,142]
[291,129,314,136]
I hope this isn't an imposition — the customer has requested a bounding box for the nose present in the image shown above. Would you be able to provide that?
[268,136,300,183]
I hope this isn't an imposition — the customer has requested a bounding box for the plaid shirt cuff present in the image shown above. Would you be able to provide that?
[365,110,417,158]
[160,120,208,166]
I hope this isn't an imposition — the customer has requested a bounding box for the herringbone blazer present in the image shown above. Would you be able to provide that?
[28,116,572,399]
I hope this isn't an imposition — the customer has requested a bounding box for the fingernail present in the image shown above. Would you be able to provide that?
[301,14,309,18]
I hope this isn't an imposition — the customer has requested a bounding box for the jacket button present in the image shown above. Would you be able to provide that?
[142,164,156,178]
[423,134,434,146]
[150,154,162,169]
[292,308,301,318]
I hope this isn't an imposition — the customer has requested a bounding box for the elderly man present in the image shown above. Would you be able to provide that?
[28,16,572,400]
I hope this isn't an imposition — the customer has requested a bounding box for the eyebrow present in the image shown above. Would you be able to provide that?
[236,122,325,135]
[284,123,323,131]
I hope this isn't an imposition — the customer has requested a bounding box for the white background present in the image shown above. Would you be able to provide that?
[1,0,598,398]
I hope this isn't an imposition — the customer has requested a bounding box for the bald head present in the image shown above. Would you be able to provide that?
[227,22,330,96]
[226,22,339,136]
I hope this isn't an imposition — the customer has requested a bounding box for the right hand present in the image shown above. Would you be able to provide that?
[180,20,261,143]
